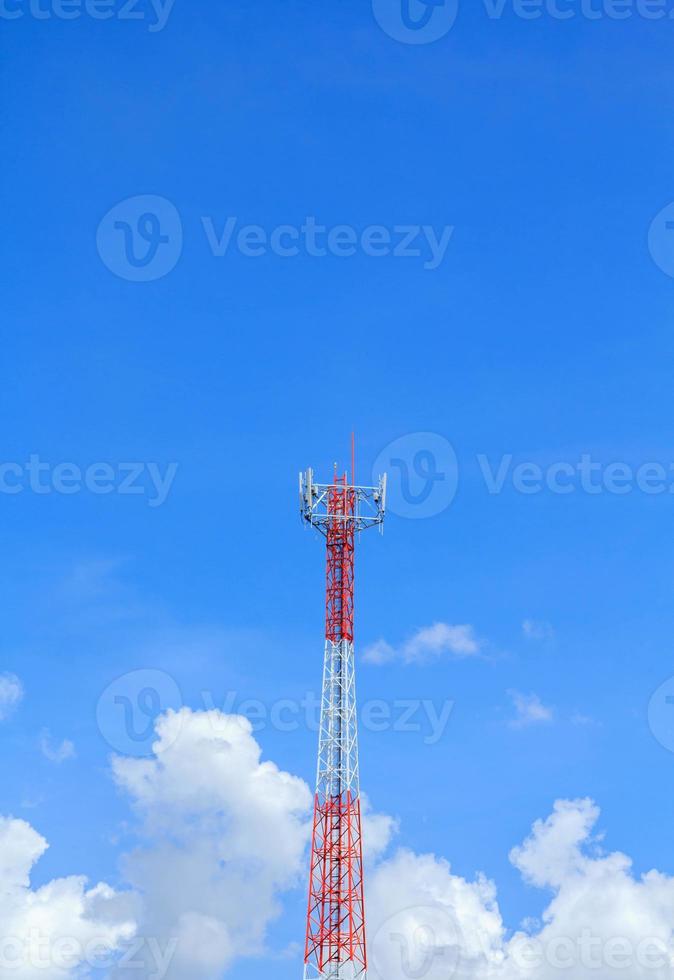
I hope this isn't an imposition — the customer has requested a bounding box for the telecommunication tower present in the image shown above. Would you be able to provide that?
[299,457,387,980]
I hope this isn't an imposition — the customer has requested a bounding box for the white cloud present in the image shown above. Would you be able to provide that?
[39,731,76,764]
[0,673,23,721]
[368,849,505,980]
[571,712,600,727]
[0,816,135,979]
[508,798,600,889]
[91,708,674,980]
[508,690,554,729]
[367,798,674,979]
[362,795,399,863]
[362,638,397,666]
[364,623,481,666]
[504,799,674,976]
[6,729,667,980]
[522,619,554,641]
[112,708,312,979]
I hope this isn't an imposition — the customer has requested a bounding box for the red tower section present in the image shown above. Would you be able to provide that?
[325,478,355,644]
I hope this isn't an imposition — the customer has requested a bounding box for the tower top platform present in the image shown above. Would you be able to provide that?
[299,469,386,536]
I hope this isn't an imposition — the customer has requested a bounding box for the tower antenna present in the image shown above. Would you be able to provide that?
[298,458,387,980]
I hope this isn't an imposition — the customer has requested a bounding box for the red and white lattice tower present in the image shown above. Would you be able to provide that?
[299,460,387,980]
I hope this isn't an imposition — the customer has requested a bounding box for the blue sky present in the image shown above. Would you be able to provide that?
[4,1,674,977]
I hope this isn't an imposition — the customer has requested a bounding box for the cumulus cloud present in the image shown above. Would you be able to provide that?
[364,623,481,666]
[5,718,671,980]
[0,816,135,979]
[0,674,23,721]
[73,706,674,980]
[367,797,674,979]
[361,796,399,863]
[504,798,674,977]
[509,798,600,888]
[112,708,313,979]
[508,690,554,729]
[368,849,505,980]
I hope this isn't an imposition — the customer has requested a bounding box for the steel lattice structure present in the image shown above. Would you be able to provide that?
[300,465,386,980]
